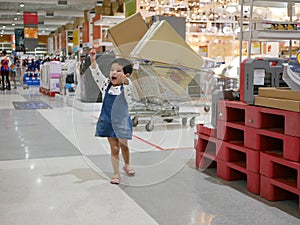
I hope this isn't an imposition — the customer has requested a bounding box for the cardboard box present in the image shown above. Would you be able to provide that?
[65,23,73,30]
[130,20,204,70]
[108,12,148,57]
[258,87,300,101]
[255,96,300,112]
[95,6,102,15]
[84,10,89,21]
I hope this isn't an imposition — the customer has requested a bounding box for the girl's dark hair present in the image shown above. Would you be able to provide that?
[112,58,133,75]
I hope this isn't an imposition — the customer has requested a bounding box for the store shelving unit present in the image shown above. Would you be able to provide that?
[0,42,12,54]
[137,0,243,61]
[239,0,300,59]
[242,30,300,40]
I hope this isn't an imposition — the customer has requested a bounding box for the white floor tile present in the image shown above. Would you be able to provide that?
[0,94,26,109]
[0,156,158,225]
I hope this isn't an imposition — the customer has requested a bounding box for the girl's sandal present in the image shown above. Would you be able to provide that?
[123,166,135,176]
[110,176,120,185]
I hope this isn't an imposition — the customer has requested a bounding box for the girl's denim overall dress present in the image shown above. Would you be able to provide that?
[95,82,132,140]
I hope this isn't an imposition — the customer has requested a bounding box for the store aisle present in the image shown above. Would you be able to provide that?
[0,86,299,225]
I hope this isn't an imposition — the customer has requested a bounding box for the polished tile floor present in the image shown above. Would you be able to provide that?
[0,86,299,225]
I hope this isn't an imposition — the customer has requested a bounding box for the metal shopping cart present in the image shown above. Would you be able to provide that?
[128,59,215,131]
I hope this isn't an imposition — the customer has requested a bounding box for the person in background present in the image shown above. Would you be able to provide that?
[21,58,29,89]
[89,48,135,185]
[35,58,41,73]
[0,50,11,91]
[10,63,17,89]
[28,58,36,76]
[15,57,22,88]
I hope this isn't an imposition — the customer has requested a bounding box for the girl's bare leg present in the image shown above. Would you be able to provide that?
[120,139,130,166]
[108,137,120,178]
[120,139,135,175]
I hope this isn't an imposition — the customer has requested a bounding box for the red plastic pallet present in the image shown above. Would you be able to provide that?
[217,120,246,144]
[194,133,222,157]
[217,141,260,173]
[260,175,300,214]
[246,105,300,137]
[196,124,216,137]
[196,151,217,169]
[217,100,247,124]
[217,159,260,194]
[245,126,300,161]
[260,151,300,189]
[39,87,58,97]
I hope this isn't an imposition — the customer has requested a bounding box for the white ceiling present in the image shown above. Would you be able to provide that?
[0,0,99,35]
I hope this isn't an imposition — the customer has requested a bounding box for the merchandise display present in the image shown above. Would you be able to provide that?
[39,61,61,97]
[59,59,77,95]
[23,72,40,86]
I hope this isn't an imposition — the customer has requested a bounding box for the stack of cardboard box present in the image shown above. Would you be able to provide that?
[107,12,204,69]
[255,87,300,112]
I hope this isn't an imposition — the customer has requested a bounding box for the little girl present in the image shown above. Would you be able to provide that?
[89,49,135,185]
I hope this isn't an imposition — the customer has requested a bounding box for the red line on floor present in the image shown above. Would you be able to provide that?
[163,147,194,151]
[132,134,164,150]
[92,115,193,151]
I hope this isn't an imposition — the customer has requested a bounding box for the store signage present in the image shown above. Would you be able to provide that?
[24,27,38,39]
[14,28,25,52]
[92,15,101,41]
[73,27,79,52]
[11,35,15,51]
[24,38,38,51]
[125,0,136,18]
[82,21,90,46]
[23,12,38,25]
[23,11,38,50]
[61,29,66,50]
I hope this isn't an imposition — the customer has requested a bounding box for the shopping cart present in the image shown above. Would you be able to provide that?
[129,59,215,131]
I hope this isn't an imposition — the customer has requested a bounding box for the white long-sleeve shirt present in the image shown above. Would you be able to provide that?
[89,65,133,105]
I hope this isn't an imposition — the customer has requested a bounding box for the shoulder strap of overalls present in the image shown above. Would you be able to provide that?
[105,82,112,93]
[105,82,124,92]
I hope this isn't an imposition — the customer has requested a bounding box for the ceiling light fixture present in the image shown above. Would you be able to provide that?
[20,3,25,7]
[16,11,20,15]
